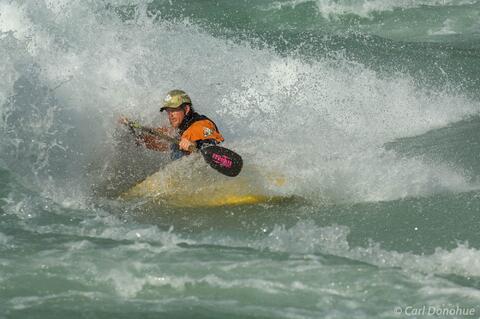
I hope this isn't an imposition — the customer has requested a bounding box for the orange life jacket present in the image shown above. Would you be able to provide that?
[181,119,224,144]
[173,112,224,159]
[138,112,224,158]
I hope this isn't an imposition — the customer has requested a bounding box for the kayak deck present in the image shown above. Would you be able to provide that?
[121,158,290,208]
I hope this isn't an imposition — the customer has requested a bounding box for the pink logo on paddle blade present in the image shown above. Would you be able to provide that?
[212,153,232,168]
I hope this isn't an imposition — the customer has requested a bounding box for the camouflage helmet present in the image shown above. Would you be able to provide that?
[160,89,192,112]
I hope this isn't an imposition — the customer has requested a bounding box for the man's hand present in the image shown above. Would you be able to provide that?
[119,116,142,129]
[118,116,129,125]
[179,138,195,152]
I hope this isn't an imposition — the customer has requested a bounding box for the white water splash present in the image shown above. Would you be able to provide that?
[0,0,478,206]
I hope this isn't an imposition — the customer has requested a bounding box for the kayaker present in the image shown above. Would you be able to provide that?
[119,89,224,160]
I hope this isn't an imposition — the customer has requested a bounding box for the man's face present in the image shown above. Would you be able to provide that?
[166,105,189,128]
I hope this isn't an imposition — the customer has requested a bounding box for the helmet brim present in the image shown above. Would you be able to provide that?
[160,106,180,112]
[160,103,191,112]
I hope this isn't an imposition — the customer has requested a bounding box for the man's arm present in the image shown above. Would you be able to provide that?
[119,116,171,152]
[141,128,171,151]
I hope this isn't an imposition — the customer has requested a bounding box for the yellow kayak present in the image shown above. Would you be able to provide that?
[121,155,290,208]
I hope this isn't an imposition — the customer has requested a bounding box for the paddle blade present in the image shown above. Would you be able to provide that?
[201,146,243,177]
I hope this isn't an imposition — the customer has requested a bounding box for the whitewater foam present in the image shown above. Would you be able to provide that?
[0,0,479,206]
[209,220,480,279]
[0,3,30,40]
[428,19,458,36]
[313,0,479,19]
[0,231,9,245]
[1,2,479,318]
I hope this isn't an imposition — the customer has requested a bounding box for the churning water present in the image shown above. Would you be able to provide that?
[1,1,480,318]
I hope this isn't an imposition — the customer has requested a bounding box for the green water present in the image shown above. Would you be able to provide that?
[1,0,480,318]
